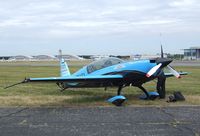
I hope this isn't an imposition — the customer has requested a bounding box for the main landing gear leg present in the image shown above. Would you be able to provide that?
[56,82,67,92]
[117,85,123,95]
[138,86,149,99]
[108,85,126,106]
[138,86,159,100]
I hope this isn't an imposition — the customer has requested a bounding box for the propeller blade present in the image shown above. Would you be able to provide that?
[161,45,164,58]
[146,63,162,78]
[167,65,181,78]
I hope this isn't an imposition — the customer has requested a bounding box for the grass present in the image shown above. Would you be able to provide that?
[0,61,200,107]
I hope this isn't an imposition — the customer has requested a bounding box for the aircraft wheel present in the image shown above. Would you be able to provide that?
[112,99,125,106]
[108,95,126,106]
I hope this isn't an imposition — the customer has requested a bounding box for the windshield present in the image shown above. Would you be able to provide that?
[87,57,124,73]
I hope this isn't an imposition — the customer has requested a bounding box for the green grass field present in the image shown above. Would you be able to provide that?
[0,61,200,107]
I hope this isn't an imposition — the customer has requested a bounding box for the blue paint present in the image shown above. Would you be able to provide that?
[107,95,126,103]
[139,92,159,100]
[60,58,71,77]
[73,58,157,77]
[148,92,159,96]
[30,58,158,83]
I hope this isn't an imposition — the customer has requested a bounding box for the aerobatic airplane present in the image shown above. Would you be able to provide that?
[5,47,187,106]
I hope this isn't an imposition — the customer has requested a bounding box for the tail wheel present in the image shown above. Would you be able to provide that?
[56,82,67,91]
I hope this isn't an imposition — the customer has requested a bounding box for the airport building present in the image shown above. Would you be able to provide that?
[0,56,11,60]
[32,55,56,61]
[131,54,166,60]
[10,55,32,61]
[55,54,83,61]
[183,47,200,60]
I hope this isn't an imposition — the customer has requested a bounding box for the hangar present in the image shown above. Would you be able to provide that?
[183,47,200,60]
[55,54,83,61]
[10,55,32,61]
[0,56,11,60]
[32,55,56,61]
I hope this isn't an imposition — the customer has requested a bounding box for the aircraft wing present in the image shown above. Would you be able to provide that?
[4,75,124,89]
[164,72,188,78]
[27,75,124,83]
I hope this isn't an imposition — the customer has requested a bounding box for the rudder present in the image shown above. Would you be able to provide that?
[59,50,71,77]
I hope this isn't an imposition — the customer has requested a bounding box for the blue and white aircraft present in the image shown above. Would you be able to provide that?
[5,48,187,106]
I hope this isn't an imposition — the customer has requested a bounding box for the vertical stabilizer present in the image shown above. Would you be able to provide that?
[59,50,71,77]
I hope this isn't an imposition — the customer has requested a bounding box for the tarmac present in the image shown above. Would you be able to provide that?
[0,106,200,136]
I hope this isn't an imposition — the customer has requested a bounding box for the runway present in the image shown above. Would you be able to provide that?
[0,106,200,136]
[171,61,200,67]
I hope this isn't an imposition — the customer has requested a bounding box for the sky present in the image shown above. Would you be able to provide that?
[0,0,200,56]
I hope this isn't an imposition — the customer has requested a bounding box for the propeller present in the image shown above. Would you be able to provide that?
[166,65,181,78]
[161,45,181,78]
[146,45,181,78]
[146,63,162,78]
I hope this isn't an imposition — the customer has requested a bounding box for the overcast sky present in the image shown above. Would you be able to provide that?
[0,0,200,55]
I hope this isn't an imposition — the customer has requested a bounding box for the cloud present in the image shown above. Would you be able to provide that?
[0,0,200,40]
[57,21,109,27]
[169,0,197,7]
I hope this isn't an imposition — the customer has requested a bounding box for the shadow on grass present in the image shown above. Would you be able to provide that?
[61,94,144,106]
[39,88,119,96]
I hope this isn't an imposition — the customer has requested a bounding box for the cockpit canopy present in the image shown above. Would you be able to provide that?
[87,57,124,73]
